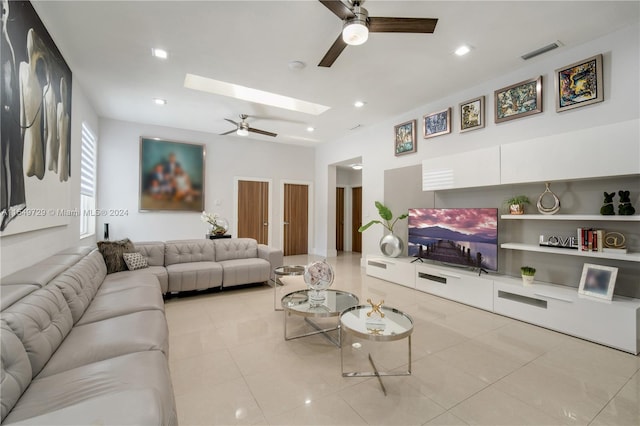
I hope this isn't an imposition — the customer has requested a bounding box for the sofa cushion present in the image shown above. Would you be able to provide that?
[0,286,73,378]
[48,250,108,324]
[166,261,222,292]
[219,258,271,287]
[76,285,165,326]
[100,269,167,294]
[4,351,177,425]
[0,263,69,288]
[97,239,135,274]
[164,239,214,265]
[0,321,32,422]
[0,285,39,311]
[214,238,258,262]
[38,310,169,378]
[133,241,165,267]
[123,252,149,271]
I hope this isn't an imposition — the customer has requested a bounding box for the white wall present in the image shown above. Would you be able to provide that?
[314,23,640,258]
[97,119,315,250]
[0,82,99,277]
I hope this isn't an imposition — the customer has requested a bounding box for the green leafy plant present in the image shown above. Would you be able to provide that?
[358,201,408,233]
[520,266,536,276]
[504,195,530,206]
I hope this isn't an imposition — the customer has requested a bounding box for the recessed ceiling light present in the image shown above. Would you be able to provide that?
[288,60,306,71]
[151,48,168,59]
[454,45,471,56]
[184,73,331,116]
[354,100,365,108]
[153,98,167,105]
[306,126,315,132]
[351,164,363,170]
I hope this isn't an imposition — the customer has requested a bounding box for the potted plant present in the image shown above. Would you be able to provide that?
[505,195,530,215]
[359,201,408,258]
[520,266,536,286]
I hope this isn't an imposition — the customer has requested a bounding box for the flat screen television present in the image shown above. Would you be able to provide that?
[408,208,498,272]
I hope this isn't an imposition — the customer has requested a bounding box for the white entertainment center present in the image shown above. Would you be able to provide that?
[370,120,640,354]
[366,255,640,354]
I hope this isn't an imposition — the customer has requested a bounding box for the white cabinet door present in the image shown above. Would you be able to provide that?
[422,146,500,191]
[415,265,493,311]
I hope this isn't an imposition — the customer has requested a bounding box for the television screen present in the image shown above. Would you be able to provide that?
[408,208,498,272]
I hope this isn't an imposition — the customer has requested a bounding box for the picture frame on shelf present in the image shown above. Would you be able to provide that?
[494,76,542,123]
[139,137,205,212]
[555,54,604,112]
[459,96,485,133]
[578,263,618,301]
[423,107,451,139]
[394,119,417,156]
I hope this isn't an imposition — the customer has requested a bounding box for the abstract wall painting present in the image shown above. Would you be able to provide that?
[494,76,542,123]
[555,54,603,112]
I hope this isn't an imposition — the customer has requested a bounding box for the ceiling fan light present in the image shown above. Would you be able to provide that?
[236,128,249,136]
[343,21,368,46]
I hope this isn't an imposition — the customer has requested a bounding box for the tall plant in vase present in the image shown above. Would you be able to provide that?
[359,201,408,258]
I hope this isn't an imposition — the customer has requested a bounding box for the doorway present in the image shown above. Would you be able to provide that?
[283,183,309,256]
[351,186,362,253]
[236,179,269,244]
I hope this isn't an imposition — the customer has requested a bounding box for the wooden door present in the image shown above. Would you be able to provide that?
[352,186,362,252]
[237,180,269,244]
[336,187,345,252]
[284,183,308,256]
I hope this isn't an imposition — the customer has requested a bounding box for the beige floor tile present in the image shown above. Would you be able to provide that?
[170,349,242,396]
[424,411,470,425]
[267,393,367,425]
[450,386,561,425]
[410,355,489,409]
[411,320,468,356]
[591,371,640,426]
[168,325,226,361]
[433,308,513,338]
[175,376,263,425]
[433,339,526,384]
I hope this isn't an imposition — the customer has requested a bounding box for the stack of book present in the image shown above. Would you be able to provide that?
[577,228,627,253]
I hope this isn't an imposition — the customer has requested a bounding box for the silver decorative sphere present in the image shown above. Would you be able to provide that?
[380,233,404,258]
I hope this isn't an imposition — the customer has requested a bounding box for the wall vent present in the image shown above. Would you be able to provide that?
[521,42,561,60]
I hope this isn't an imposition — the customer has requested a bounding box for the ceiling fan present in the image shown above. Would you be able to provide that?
[220,114,277,137]
[318,0,438,67]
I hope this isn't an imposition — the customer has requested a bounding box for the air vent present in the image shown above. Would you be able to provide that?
[521,42,561,60]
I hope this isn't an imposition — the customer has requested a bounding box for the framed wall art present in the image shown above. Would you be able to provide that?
[578,263,617,301]
[459,96,485,133]
[423,107,451,139]
[494,76,542,123]
[0,0,73,236]
[555,54,603,112]
[394,120,417,156]
[139,137,205,212]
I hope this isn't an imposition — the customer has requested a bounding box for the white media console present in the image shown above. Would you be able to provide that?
[366,255,640,354]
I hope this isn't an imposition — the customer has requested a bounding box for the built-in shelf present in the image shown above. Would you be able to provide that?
[501,214,640,221]
[501,242,640,262]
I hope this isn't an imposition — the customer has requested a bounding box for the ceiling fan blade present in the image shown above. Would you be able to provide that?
[369,17,438,33]
[249,127,277,137]
[319,0,354,20]
[220,129,236,136]
[224,118,239,126]
[318,33,348,67]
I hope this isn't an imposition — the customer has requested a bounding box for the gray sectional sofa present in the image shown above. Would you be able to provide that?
[0,238,283,424]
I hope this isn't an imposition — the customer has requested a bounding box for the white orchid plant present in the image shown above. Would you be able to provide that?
[201,211,226,234]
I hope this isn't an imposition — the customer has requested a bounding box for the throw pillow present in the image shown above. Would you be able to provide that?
[97,238,135,274]
[123,252,149,271]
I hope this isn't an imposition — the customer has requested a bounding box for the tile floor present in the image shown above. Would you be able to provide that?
[165,253,640,425]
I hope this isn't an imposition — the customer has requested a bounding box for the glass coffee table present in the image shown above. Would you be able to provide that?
[273,265,306,311]
[340,305,414,395]
[281,289,359,347]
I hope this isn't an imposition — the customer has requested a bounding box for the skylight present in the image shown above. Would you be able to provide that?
[183,74,331,116]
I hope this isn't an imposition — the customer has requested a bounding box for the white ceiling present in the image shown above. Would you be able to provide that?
[32,1,639,146]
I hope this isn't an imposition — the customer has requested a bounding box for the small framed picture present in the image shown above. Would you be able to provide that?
[494,76,542,123]
[459,96,485,133]
[394,119,417,156]
[578,263,618,301]
[423,107,451,139]
[555,54,603,112]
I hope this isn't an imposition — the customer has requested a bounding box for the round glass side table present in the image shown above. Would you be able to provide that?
[273,265,305,311]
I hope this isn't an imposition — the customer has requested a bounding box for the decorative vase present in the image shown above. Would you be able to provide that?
[380,233,404,258]
[303,260,335,306]
[537,182,561,215]
[522,275,535,286]
[209,217,229,235]
[509,204,525,215]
